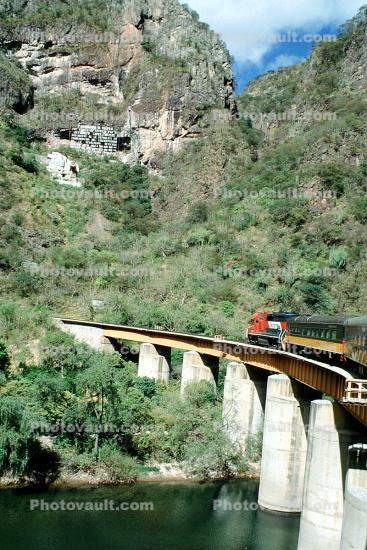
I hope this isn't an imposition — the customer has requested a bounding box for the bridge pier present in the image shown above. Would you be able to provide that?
[340,452,367,550]
[55,319,115,352]
[297,401,365,550]
[258,374,311,513]
[180,351,218,396]
[222,362,267,446]
[138,343,170,383]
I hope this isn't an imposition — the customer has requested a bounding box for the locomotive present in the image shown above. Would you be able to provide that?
[247,311,367,371]
[247,311,298,348]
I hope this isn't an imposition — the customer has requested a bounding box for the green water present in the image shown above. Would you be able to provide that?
[0,481,300,550]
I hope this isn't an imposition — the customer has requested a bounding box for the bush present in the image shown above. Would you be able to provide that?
[184,380,216,407]
[134,377,159,399]
[351,195,367,223]
[184,426,248,480]
[329,247,348,269]
[234,212,255,231]
[317,40,346,66]
[14,272,40,297]
[270,199,308,227]
[0,342,10,373]
[317,162,348,196]
[186,202,209,224]
[245,433,263,462]
[25,440,61,486]
[237,118,263,149]
[141,38,153,53]
[0,396,60,485]
[53,246,87,269]
[11,149,39,173]
[99,442,138,484]
[185,227,215,246]
[218,300,235,318]
[1,224,23,244]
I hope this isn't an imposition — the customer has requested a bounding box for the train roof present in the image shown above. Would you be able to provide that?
[267,312,299,320]
[344,316,367,326]
[289,315,357,325]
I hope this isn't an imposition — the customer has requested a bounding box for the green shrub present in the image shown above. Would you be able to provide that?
[1,224,23,244]
[99,442,138,484]
[317,40,346,66]
[0,342,10,373]
[24,440,61,486]
[185,227,215,246]
[186,202,209,224]
[218,300,235,318]
[0,396,60,485]
[234,211,255,231]
[11,149,39,173]
[184,381,217,407]
[141,38,154,53]
[329,247,348,269]
[184,425,249,480]
[14,272,41,297]
[134,377,159,399]
[317,162,348,196]
[269,199,308,227]
[245,432,263,462]
[53,246,87,269]
[351,195,367,223]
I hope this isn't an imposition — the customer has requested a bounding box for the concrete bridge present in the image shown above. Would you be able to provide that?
[56,317,367,550]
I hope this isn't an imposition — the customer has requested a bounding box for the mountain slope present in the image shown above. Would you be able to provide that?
[0,5,366,366]
[0,0,234,168]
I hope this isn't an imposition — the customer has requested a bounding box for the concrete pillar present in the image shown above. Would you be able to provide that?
[56,320,115,352]
[222,362,267,445]
[180,351,218,396]
[340,465,367,550]
[258,374,310,513]
[298,401,365,550]
[138,343,170,383]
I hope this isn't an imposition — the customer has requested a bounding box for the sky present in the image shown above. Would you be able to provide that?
[183,0,365,91]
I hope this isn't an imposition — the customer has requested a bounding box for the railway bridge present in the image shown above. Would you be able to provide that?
[56,317,367,550]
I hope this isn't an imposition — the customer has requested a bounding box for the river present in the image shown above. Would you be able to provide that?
[0,480,300,550]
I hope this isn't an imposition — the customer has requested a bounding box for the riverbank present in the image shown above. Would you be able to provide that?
[0,461,261,489]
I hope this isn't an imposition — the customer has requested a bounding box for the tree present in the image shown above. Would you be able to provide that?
[75,354,121,458]
[35,373,71,424]
[40,331,96,377]
[0,341,9,373]
[0,396,60,485]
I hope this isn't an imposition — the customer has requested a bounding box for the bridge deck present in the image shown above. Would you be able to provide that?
[58,318,367,427]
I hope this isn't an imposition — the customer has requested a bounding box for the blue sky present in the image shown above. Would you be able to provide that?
[184,0,364,92]
[232,24,339,91]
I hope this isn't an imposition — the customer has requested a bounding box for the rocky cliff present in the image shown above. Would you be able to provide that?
[0,0,235,168]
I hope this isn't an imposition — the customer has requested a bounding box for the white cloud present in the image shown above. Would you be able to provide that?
[183,0,364,64]
[266,54,305,71]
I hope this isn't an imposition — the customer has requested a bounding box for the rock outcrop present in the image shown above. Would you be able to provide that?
[0,0,235,168]
[43,152,80,186]
[0,53,34,114]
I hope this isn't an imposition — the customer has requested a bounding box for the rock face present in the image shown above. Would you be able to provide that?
[0,0,235,168]
[0,53,34,113]
[43,152,80,186]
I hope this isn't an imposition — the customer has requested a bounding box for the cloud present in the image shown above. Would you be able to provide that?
[183,0,364,64]
[265,54,305,71]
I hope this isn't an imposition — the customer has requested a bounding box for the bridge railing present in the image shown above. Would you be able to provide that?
[343,380,367,404]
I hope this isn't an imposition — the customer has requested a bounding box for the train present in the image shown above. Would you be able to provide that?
[247,311,367,371]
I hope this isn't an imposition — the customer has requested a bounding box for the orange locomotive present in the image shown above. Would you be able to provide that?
[246,311,298,349]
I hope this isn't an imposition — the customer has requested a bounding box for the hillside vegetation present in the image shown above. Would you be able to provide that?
[0,4,366,483]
